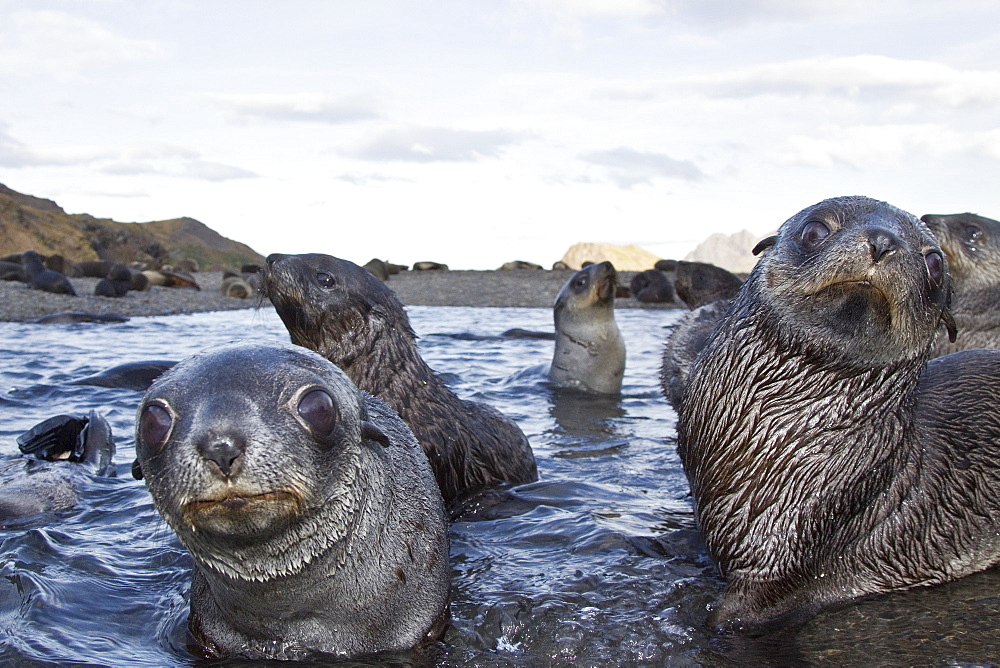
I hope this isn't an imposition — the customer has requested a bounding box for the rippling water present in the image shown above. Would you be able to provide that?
[1,306,998,666]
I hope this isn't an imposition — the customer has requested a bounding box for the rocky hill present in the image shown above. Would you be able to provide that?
[0,183,265,270]
[682,228,771,274]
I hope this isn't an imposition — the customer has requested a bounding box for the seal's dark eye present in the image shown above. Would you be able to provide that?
[800,220,831,250]
[140,404,172,449]
[316,272,336,289]
[925,251,945,285]
[298,389,337,434]
[572,275,589,290]
[965,225,982,242]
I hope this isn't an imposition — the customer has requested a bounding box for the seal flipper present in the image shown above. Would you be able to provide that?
[17,415,86,461]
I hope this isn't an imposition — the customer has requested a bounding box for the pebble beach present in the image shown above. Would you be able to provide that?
[0,268,679,323]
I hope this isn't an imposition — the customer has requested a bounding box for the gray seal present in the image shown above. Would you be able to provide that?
[674,196,1000,637]
[921,212,1000,356]
[549,261,626,395]
[132,341,450,660]
[262,253,537,510]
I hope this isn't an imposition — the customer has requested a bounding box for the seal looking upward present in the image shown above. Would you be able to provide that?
[548,261,626,395]
[673,196,1000,636]
[132,341,450,661]
[262,253,537,509]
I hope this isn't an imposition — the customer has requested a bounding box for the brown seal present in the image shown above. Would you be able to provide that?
[922,212,1000,356]
[133,341,450,660]
[674,196,1000,636]
[262,253,537,509]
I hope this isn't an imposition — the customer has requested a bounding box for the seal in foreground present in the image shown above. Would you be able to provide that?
[262,253,538,509]
[675,196,1000,636]
[548,261,626,395]
[133,341,450,660]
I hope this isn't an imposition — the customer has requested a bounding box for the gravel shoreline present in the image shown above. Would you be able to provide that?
[0,269,682,322]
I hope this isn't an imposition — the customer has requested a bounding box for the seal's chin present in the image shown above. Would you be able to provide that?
[182,489,302,536]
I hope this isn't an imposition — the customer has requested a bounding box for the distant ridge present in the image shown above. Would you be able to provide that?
[0,183,265,270]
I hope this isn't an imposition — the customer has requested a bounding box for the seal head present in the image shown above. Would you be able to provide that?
[134,341,449,660]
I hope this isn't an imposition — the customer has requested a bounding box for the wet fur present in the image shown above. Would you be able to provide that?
[262,253,537,509]
[678,196,1000,635]
[134,342,450,660]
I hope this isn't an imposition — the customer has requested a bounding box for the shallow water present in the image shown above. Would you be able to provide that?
[0,306,998,666]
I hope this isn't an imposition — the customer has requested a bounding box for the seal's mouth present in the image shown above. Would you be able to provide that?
[182,489,301,525]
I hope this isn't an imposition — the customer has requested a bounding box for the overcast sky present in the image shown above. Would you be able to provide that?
[2,0,1000,269]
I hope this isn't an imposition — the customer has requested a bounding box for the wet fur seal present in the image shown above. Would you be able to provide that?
[132,341,450,660]
[21,250,76,296]
[262,252,537,509]
[630,268,675,303]
[71,360,176,391]
[674,196,1000,636]
[922,212,1000,357]
[659,299,730,411]
[0,410,115,525]
[549,261,626,395]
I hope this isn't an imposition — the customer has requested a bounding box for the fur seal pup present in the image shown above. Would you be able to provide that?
[673,260,742,309]
[630,268,675,304]
[922,212,1000,356]
[132,341,450,660]
[673,196,1000,636]
[0,410,115,524]
[71,359,176,390]
[262,253,537,509]
[21,251,76,296]
[549,261,626,395]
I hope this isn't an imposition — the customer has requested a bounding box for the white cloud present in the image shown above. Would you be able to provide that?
[580,146,706,188]
[0,10,164,78]
[208,93,379,125]
[684,55,1000,108]
[0,122,109,167]
[100,158,258,181]
[346,126,523,163]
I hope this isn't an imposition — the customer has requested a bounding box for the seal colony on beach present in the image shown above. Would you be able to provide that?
[674,196,1000,635]
[133,342,450,660]
[262,252,538,510]
[548,261,626,395]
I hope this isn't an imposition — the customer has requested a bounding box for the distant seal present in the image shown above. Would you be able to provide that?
[922,212,1000,356]
[262,253,537,509]
[549,261,626,395]
[132,342,450,660]
[412,261,448,271]
[71,359,176,391]
[94,263,132,298]
[673,260,742,309]
[630,269,675,303]
[0,260,25,281]
[21,250,76,296]
[220,273,252,298]
[29,312,129,324]
[673,196,1000,636]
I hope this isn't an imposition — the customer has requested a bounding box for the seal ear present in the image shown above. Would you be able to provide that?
[361,421,391,448]
[941,308,958,343]
[752,236,778,256]
[131,459,144,480]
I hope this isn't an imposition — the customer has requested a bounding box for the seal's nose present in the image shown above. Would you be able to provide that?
[198,438,244,478]
[868,229,900,263]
